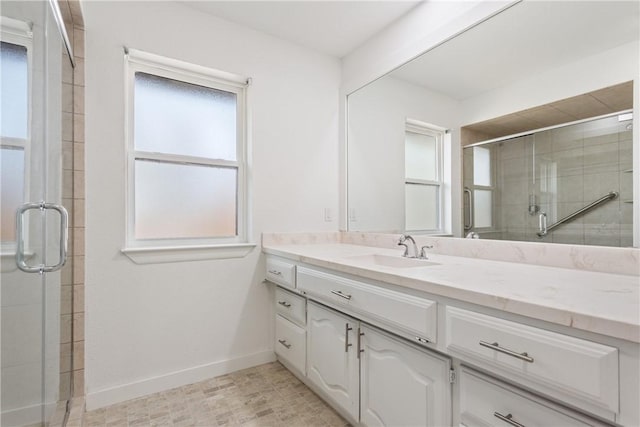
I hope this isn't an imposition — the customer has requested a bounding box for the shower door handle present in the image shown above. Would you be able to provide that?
[16,201,69,274]
[464,187,474,230]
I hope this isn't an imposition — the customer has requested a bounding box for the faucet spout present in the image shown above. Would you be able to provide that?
[398,234,418,258]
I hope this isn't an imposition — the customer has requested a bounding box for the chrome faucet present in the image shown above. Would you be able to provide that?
[398,234,418,258]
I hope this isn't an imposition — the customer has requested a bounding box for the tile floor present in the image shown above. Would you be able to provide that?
[82,362,349,427]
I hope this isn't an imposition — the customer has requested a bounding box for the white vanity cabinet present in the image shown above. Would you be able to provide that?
[360,326,452,427]
[307,302,360,420]
[265,255,635,426]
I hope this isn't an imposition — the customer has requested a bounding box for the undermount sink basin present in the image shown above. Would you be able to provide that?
[345,254,439,269]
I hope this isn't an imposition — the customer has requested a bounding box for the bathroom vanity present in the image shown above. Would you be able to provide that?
[263,234,639,427]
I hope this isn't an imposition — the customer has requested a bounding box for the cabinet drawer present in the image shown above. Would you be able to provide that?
[275,286,306,326]
[460,367,608,427]
[266,257,296,289]
[298,267,437,343]
[446,307,618,413]
[275,314,305,374]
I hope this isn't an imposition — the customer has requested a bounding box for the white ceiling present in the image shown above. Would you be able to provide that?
[391,1,640,101]
[181,1,422,58]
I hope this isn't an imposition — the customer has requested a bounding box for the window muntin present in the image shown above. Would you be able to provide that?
[404,123,444,233]
[126,50,248,248]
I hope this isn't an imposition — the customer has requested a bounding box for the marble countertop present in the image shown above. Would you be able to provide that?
[263,243,640,343]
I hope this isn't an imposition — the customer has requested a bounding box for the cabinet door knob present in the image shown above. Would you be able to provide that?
[268,269,282,276]
[494,412,526,427]
[278,339,291,349]
[277,301,292,308]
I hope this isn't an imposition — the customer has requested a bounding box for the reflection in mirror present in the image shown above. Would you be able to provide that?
[464,110,633,247]
[347,1,638,247]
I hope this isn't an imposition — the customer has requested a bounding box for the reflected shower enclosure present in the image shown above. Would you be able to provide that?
[463,113,633,247]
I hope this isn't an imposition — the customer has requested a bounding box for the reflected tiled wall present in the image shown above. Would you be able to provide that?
[59,0,85,400]
[495,115,633,247]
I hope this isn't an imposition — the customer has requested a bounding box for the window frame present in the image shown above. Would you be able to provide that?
[404,121,445,233]
[123,49,253,260]
[1,18,33,253]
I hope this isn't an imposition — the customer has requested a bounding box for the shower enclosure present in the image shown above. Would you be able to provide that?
[463,112,634,247]
[1,1,74,425]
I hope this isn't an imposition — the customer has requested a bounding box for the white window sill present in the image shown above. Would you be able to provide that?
[121,243,256,264]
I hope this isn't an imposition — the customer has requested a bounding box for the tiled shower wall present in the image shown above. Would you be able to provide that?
[494,115,633,247]
[59,0,85,401]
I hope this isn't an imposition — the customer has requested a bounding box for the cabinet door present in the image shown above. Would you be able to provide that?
[361,326,452,427]
[307,302,359,421]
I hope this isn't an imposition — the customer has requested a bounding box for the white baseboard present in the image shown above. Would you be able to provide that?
[1,401,57,427]
[86,350,276,411]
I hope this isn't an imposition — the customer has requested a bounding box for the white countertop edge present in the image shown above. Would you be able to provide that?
[263,244,640,344]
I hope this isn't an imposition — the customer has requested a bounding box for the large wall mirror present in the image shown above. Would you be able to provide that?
[347,0,639,248]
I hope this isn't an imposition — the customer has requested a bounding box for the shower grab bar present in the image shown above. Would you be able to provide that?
[464,187,473,230]
[536,191,618,238]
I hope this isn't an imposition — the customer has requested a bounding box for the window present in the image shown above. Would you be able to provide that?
[124,49,251,259]
[404,122,445,232]
[471,146,493,228]
[1,20,32,247]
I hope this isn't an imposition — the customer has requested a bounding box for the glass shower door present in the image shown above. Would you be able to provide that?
[1,1,71,425]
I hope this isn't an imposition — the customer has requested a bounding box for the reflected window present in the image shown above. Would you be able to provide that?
[471,146,493,228]
[404,123,444,232]
[126,51,248,246]
[1,40,29,242]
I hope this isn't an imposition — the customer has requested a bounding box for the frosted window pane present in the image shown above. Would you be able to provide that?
[474,189,492,228]
[134,72,237,160]
[135,160,237,239]
[1,42,28,139]
[473,146,491,186]
[405,131,437,181]
[405,184,438,231]
[1,147,25,241]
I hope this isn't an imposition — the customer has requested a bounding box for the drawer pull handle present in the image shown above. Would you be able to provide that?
[331,290,352,300]
[277,301,291,308]
[268,270,282,276]
[480,341,534,363]
[494,412,526,427]
[278,339,291,349]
